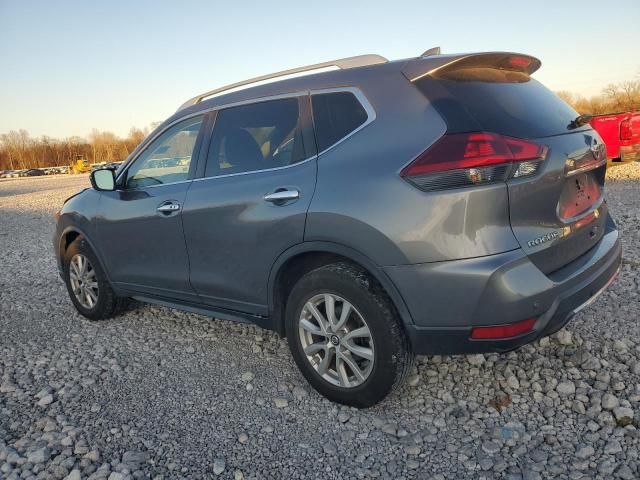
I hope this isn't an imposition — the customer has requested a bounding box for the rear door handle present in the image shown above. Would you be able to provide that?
[264,189,299,203]
[157,202,181,213]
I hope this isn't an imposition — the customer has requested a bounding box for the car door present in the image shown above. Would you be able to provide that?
[96,114,207,300]
[182,95,317,315]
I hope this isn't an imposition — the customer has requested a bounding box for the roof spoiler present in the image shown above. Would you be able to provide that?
[403,52,541,82]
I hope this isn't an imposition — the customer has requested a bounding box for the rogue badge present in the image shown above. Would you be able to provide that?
[527,231,559,248]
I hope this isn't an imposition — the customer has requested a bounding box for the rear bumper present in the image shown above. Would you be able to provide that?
[385,216,621,355]
[619,144,640,161]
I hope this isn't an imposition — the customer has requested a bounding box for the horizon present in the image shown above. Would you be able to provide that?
[1,0,639,139]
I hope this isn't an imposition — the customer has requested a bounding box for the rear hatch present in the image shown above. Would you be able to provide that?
[407,53,609,274]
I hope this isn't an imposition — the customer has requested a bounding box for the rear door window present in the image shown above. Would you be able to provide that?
[415,76,583,139]
[205,97,309,177]
[312,92,368,152]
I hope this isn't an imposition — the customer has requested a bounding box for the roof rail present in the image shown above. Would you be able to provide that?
[177,54,388,111]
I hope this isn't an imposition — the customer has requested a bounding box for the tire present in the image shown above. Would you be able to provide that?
[63,237,127,320]
[285,262,414,408]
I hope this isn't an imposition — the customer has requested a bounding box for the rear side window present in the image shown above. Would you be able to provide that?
[312,92,368,152]
[206,97,308,177]
[415,76,582,139]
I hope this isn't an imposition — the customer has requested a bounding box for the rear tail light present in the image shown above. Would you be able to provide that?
[401,132,548,191]
[620,118,632,141]
[470,317,537,340]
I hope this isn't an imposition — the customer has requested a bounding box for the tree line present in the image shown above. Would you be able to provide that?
[0,127,152,171]
[556,79,640,116]
[2,77,638,172]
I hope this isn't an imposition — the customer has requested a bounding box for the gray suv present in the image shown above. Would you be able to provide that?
[54,51,622,407]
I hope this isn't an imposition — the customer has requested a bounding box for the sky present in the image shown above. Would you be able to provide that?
[1,0,639,139]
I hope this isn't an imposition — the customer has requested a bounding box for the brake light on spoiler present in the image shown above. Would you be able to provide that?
[401,132,548,191]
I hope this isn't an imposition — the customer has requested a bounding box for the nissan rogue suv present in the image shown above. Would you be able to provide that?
[54,50,622,407]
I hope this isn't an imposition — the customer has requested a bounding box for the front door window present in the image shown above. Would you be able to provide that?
[126,116,203,189]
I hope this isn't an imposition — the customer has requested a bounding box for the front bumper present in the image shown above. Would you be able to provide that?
[386,216,621,355]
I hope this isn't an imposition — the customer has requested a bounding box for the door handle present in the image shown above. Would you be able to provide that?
[264,189,299,203]
[157,202,181,213]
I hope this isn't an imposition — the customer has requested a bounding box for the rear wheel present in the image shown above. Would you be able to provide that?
[63,237,126,320]
[285,263,413,407]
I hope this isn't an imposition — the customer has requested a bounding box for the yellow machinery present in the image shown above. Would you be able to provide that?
[69,155,91,174]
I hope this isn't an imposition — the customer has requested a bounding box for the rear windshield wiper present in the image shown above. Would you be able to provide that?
[568,114,593,130]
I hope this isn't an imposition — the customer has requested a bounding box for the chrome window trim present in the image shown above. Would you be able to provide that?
[192,154,318,183]
[117,87,375,187]
[121,178,193,191]
[309,87,376,157]
[125,155,320,190]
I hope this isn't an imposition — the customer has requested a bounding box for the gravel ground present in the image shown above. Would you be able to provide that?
[0,166,639,480]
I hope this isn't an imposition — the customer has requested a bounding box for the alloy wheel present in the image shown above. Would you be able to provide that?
[69,254,99,309]
[298,293,374,388]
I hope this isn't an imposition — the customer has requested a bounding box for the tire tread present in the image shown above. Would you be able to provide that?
[285,261,414,407]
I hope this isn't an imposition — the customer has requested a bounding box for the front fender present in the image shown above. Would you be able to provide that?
[54,189,109,280]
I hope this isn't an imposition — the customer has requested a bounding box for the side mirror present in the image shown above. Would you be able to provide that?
[90,168,116,191]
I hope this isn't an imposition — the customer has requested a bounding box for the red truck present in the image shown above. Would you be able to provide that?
[590,112,640,162]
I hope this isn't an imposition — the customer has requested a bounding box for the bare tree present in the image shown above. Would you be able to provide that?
[0,130,30,169]
[556,90,577,106]
[558,78,640,115]
[0,128,142,171]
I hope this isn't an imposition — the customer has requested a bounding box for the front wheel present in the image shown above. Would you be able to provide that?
[285,263,414,408]
[63,237,127,320]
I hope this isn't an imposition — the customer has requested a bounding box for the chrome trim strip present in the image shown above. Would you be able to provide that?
[572,265,620,315]
[190,91,308,115]
[116,155,317,189]
[558,196,605,225]
[565,158,607,177]
[191,155,318,183]
[117,178,193,191]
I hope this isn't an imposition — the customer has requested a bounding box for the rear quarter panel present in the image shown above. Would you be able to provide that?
[305,71,519,266]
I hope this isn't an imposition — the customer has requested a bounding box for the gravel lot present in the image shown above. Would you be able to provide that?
[1,165,639,480]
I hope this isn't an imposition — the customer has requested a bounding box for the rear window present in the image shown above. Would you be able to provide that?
[415,76,583,139]
[312,92,368,152]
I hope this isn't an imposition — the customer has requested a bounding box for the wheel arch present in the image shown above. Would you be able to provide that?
[59,227,81,256]
[268,242,414,336]
[58,225,112,283]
